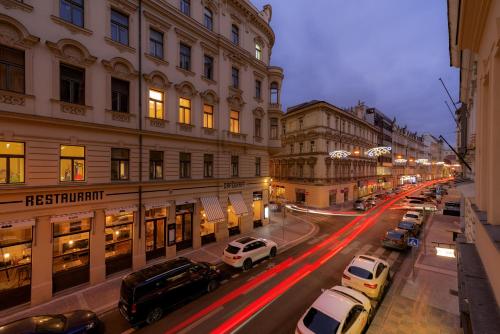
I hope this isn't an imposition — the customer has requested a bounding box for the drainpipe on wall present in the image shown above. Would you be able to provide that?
[138,0,143,238]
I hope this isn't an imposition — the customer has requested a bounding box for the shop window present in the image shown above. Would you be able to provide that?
[255,157,261,176]
[105,212,133,275]
[252,191,263,228]
[149,29,163,59]
[148,89,164,119]
[179,97,191,124]
[52,219,90,292]
[0,45,25,94]
[111,78,129,113]
[203,7,213,30]
[111,148,129,181]
[203,55,213,80]
[0,141,25,184]
[203,104,214,128]
[180,0,190,16]
[230,110,240,133]
[179,152,191,178]
[60,0,84,27]
[204,154,213,178]
[110,9,129,45]
[231,155,239,177]
[179,43,191,70]
[149,151,163,180]
[0,227,32,310]
[270,117,278,139]
[200,210,215,245]
[60,145,85,182]
[60,64,85,105]
[227,205,240,235]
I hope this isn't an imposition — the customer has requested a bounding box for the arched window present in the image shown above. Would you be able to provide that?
[270,82,279,104]
[255,43,262,60]
[204,7,213,30]
[231,24,239,45]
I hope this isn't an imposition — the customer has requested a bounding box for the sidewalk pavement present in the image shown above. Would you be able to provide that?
[0,212,317,325]
[367,205,462,334]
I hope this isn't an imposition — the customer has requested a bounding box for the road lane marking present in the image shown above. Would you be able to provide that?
[120,328,135,334]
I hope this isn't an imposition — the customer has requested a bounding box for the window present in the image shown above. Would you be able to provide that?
[111,78,129,113]
[179,152,191,178]
[299,118,303,130]
[179,97,191,124]
[255,80,261,99]
[310,141,315,152]
[60,0,84,27]
[255,157,261,176]
[179,43,191,70]
[282,122,286,135]
[0,142,25,184]
[203,104,214,128]
[111,148,129,181]
[290,144,294,154]
[254,118,261,137]
[60,145,85,182]
[231,155,239,177]
[231,24,239,45]
[148,89,164,119]
[327,140,330,152]
[203,154,213,178]
[231,67,239,89]
[298,164,303,177]
[230,110,240,133]
[180,0,190,16]
[270,82,279,104]
[105,212,133,275]
[203,7,213,30]
[0,45,25,93]
[111,9,129,45]
[60,64,85,105]
[149,29,163,59]
[148,151,163,180]
[255,43,262,60]
[270,118,278,139]
[203,55,213,80]
[299,142,303,153]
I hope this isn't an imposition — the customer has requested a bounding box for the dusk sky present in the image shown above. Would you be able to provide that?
[251,0,459,144]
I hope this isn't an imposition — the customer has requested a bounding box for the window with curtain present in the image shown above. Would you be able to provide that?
[179,97,191,124]
[60,145,85,182]
[0,45,25,93]
[148,89,164,119]
[230,110,240,133]
[60,64,85,105]
[203,104,214,128]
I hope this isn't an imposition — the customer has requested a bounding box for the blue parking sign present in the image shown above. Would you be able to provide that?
[408,237,419,247]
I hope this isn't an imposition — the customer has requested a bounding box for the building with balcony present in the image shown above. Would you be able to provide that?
[269,100,380,208]
[0,0,283,311]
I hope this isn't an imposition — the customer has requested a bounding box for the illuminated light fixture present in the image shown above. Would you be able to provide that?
[394,158,407,164]
[436,161,445,165]
[416,159,428,164]
[409,158,414,162]
[3,253,10,259]
[397,155,402,159]
[115,230,120,236]
[423,162,431,166]
[329,150,351,159]
[436,247,455,258]
[354,150,360,155]
[68,240,74,246]
[366,146,392,157]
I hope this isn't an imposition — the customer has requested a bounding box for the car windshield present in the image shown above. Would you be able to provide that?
[225,245,240,254]
[405,214,418,219]
[303,307,340,333]
[387,231,403,240]
[348,266,373,279]
[34,315,66,333]
[355,200,363,204]
[398,222,414,230]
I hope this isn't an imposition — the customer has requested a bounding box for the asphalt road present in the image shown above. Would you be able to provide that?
[101,184,433,334]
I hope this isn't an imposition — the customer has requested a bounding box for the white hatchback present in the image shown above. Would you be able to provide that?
[222,236,277,270]
[296,285,372,334]
[341,255,390,300]
[402,211,424,225]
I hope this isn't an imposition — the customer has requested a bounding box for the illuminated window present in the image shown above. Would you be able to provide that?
[203,104,214,128]
[0,45,25,94]
[148,89,164,119]
[60,145,85,182]
[111,148,129,181]
[255,43,262,60]
[179,97,191,124]
[230,110,240,133]
[0,141,24,184]
[149,151,163,180]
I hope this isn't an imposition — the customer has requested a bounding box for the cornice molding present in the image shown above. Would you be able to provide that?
[108,0,138,14]
[458,0,491,52]
[175,27,198,44]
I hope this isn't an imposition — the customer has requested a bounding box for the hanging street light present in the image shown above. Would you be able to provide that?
[366,146,392,157]
[329,150,351,159]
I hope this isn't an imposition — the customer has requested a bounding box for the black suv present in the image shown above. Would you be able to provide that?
[118,257,221,326]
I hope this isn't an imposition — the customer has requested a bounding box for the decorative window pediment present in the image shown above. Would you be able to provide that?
[144,11,171,31]
[102,57,138,79]
[201,0,219,13]
[175,27,197,44]
[143,71,171,89]
[201,89,219,104]
[0,13,39,48]
[46,39,97,66]
[252,107,265,118]
[175,81,198,97]
[227,93,245,111]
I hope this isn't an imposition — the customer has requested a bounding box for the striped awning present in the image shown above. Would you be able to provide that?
[0,218,36,230]
[144,201,171,211]
[200,197,225,223]
[50,211,94,223]
[105,205,138,216]
[228,193,249,216]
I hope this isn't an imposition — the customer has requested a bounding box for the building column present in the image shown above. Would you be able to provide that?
[90,209,105,284]
[192,201,202,249]
[31,216,52,306]
[133,207,146,271]
[166,202,176,259]
[487,58,500,225]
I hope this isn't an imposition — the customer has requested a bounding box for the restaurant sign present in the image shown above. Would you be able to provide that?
[223,181,246,189]
[25,191,105,207]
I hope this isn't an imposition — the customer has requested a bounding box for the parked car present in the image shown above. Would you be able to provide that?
[402,211,424,225]
[118,257,221,326]
[341,255,391,300]
[365,197,376,207]
[443,201,460,216]
[222,236,277,270]
[0,310,102,334]
[397,220,420,237]
[381,228,409,251]
[353,199,367,211]
[400,199,437,211]
[296,286,372,334]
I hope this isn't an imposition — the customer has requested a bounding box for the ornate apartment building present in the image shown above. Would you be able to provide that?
[0,0,283,311]
[269,100,380,208]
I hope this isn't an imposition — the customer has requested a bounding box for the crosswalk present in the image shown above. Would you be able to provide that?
[353,243,407,271]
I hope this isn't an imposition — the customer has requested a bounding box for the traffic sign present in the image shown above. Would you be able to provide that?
[408,237,419,247]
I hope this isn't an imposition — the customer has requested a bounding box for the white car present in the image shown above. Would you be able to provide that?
[296,285,371,334]
[341,255,391,300]
[402,211,424,225]
[400,199,437,211]
[222,236,277,270]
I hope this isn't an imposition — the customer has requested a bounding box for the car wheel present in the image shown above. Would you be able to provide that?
[146,307,163,324]
[243,258,253,271]
[269,247,277,258]
[207,279,219,293]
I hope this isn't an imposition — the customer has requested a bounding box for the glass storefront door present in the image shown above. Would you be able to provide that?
[252,191,263,228]
[145,218,166,261]
[105,212,133,275]
[175,204,193,251]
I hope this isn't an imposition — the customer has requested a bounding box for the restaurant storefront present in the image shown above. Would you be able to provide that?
[252,191,263,228]
[144,204,169,261]
[228,193,248,236]
[200,196,225,245]
[175,201,194,251]
[104,207,136,276]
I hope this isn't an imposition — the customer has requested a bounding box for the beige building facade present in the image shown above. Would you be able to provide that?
[270,100,381,208]
[0,0,283,311]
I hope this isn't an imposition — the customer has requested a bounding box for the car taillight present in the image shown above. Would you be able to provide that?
[342,273,351,280]
[364,283,378,289]
[233,256,242,259]
[131,303,137,314]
